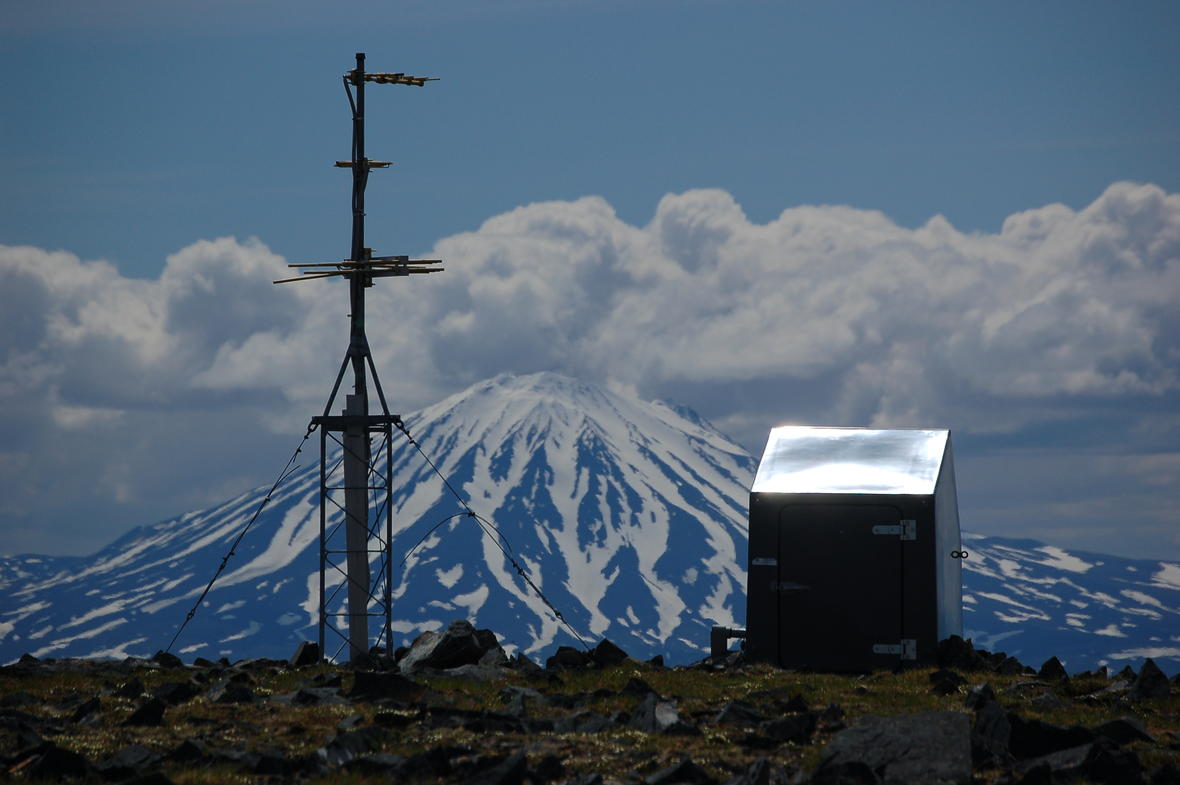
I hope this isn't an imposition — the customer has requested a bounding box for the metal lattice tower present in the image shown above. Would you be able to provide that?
[274,53,441,663]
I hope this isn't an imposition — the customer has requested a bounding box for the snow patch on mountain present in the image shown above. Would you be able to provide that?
[1,372,1177,674]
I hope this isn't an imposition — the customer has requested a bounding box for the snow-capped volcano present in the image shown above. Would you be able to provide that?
[1,372,1177,673]
[0,372,755,664]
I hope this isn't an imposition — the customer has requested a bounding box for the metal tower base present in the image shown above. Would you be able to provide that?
[314,409,400,663]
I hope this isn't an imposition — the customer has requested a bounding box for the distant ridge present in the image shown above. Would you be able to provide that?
[1,372,1177,672]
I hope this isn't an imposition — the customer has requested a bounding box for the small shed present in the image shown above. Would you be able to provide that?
[744,426,963,670]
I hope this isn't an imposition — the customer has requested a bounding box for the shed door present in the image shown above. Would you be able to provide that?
[776,504,903,670]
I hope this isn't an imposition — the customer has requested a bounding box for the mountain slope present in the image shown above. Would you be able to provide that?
[1,372,1177,673]
[961,533,1180,673]
[0,372,755,665]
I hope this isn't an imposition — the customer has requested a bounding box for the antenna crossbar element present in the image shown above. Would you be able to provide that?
[277,51,441,665]
[334,160,393,168]
[360,73,439,86]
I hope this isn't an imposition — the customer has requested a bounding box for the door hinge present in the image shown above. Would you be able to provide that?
[871,520,916,540]
[872,639,917,660]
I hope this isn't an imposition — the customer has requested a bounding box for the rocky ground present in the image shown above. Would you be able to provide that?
[1,623,1178,784]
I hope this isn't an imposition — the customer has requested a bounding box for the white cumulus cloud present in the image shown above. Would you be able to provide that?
[1,181,1178,559]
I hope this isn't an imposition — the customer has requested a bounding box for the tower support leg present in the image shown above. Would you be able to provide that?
[342,394,372,662]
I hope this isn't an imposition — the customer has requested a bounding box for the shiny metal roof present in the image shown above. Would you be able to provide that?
[751,426,950,495]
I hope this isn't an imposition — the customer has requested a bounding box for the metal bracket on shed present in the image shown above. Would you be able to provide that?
[872,639,917,660]
[871,519,917,540]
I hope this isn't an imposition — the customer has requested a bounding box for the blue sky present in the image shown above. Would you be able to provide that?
[2,0,1179,561]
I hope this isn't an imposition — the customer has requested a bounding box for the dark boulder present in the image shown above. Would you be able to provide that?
[122,697,166,727]
[12,742,93,780]
[151,680,199,706]
[317,726,387,769]
[546,646,593,671]
[1130,659,1171,701]
[1093,715,1156,746]
[67,696,101,723]
[723,757,772,785]
[96,744,160,780]
[205,677,254,704]
[1006,714,1093,760]
[937,635,987,671]
[965,682,998,711]
[151,650,184,669]
[347,670,423,702]
[806,760,881,784]
[114,677,145,699]
[818,711,971,785]
[467,749,529,785]
[505,652,543,674]
[929,668,967,695]
[644,758,717,785]
[761,711,817,744]
[629,693,698,735]
[1037,656,1068,682]
[165,738,210,764]
[621,676,658,697]
[289,641,321,667]
[400,620,505,673]
[589,639,630,667]
[714,700,764,726]
[972,700,1014,769]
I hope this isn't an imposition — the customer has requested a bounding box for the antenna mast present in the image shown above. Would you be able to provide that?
[275,53,441,664]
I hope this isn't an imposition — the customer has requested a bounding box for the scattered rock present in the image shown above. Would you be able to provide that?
[272,687,352,707]
[67,696,101,723]
[289,640,321,667]
[644,757,717,785]
[505,653,543,674]
[400,744,476,779]
[930,668,967,695]
[806,760,880,784]
[1150,762,1180,785]
[723,757,772,785]
[151,650,184,669]
[818,711,972,785]
[817,703,846,733]
[965,682,998,711]
[341,752,407,776]
[348,670,423,702]
[621,676,658,697]
[11,742,93,780]
[114,677,145,699]
[317,727,387,768]
[589,639,630,667]
[121,773,178,785]
[467,749,529,785]
[546,646,593,671]
[500,685,543,718]
[96,744,160,780]
[166,738,210,764]
[629,693,698,734]
[972,699,1014,769]
[152,680,199,706]
[1006,714,1093,760]
[1028,692,1065,711]
[400,620,505,673]
[761,711,817,744]
[205,676,255,704]
[1092,715,1156,746]
[122,697,166,727]
[714,700,764,726]
[1130,659,1171,701]
[1037,656,1068,682]
[937,635,987,672]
